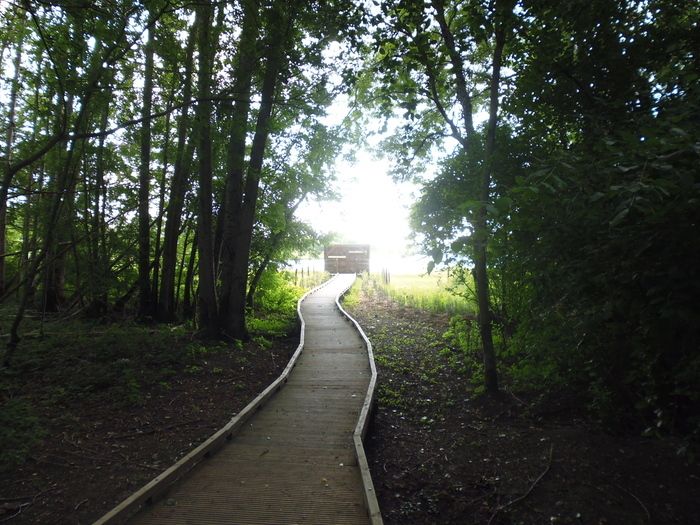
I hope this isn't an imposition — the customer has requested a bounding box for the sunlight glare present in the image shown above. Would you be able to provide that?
[297,150,429,274]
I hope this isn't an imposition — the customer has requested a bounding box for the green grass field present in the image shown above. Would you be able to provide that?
[373,271,475,315]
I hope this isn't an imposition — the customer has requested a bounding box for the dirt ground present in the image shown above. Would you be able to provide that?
[346,289,700,525]
[0,333,295,524]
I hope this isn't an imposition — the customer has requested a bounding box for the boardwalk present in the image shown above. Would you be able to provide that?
[99,274,380,525]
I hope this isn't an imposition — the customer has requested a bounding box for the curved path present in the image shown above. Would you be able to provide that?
[99,274,381,524]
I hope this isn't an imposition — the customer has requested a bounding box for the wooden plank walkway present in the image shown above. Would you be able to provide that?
[97,274,381,525]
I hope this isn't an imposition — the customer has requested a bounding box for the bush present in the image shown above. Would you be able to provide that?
[248,270,308,336]
[505,107,700,432]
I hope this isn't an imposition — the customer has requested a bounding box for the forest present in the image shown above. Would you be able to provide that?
[0,0,698,523]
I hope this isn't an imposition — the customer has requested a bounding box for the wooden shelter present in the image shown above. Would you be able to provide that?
[324,244,370,274]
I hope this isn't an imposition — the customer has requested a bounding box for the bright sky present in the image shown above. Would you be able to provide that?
[295,86,433,275]
[296,148,431,275]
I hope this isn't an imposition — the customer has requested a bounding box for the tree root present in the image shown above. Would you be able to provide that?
[0,502,31,523]
[615,484,651,523]
[487,444,554,525]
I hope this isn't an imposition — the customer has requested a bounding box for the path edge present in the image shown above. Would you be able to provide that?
[93,277,335,525]
[336,274,384,525]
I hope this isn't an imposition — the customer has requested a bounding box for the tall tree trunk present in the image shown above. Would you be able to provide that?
[0,39,23,295]
[183,229,198,320]
[431,0,511,395]
[42,93,77,313]
[87,91,111,315]
[194,1,218,337]
[19,60,43,298]
[158,28,196,321]
[151,93,173,307]
[474,0,511,395]
[175,218,192,312]
[222,51,284,339]
[41,31,103,312]
[138,14,155,319]
[216,0,258,330]
[219,0,291,340]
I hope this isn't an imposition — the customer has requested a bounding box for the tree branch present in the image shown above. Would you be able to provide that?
[431,0,476,136]
[487,444,554,525]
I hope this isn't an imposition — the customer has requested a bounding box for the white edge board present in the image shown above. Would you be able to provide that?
[335,274,384,525]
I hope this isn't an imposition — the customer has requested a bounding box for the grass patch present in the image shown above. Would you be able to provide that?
[368,271,475,315]
[248,269,329,337]
[340,277,362,308]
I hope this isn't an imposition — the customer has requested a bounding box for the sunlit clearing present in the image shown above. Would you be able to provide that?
[297,150,429,274]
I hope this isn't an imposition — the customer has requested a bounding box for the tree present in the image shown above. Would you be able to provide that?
[193,0,218,337]
[137,8,155,319]
[496,0,700,427]
[0,0,364,364]
[2,1,164,362]
[157,26,196,322]
[392,0,699,428]
[216,0,363,340]
[367,0,516,394]
[246,124,342,308]
[0,15,25,295]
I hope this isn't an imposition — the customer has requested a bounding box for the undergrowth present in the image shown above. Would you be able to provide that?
[0,398,44,471]
[249,269,328,336]
[0,320,246,469]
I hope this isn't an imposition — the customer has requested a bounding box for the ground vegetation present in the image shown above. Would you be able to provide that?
[346,275,700,525]
[364,0,700,436]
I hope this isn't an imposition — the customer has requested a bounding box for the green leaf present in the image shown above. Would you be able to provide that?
[670,127,688,137]
[609,208,629,227]
[494,196,513,212]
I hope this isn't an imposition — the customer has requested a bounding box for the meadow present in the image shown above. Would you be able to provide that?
[370,270,475,315]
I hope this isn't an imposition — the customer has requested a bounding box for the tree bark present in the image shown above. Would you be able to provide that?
[428,0,513,395]
[18,60,44,299]
[183,229,198,320]
[0,39,23,295]
[219,0,291,340]
[473,0,512,395]
[88,87,111,314]
[138,13,156,319]
[194,1,218,337]
[158,28,196,321]
[42,94,78,313]
[175,218,192,313]
[216,0,258,330]
[151,93,173,307]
